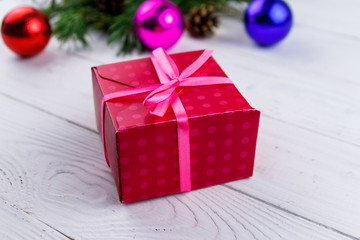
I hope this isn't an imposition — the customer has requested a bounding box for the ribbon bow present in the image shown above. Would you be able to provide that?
[101,48,232,193]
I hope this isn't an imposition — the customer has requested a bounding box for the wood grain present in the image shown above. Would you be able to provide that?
[0,93,355,240]
[1,0,360,239]
[0,8,359,234]
[1,7,359,144]
[229,116,360,237]
[0,199,70,240]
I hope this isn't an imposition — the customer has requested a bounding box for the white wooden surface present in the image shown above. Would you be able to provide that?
[1,0,360,239]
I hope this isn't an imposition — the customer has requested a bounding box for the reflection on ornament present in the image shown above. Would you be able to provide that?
[134,0,184,50]
[1,6,51,57]
[244,0,292,46]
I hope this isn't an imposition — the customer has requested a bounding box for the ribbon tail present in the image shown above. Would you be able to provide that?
[151,93,173,117]
[179,49,214,79]
[171,96,191,192]
[179,77,233,87]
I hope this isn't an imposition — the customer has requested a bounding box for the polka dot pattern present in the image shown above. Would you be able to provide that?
[238,164,247,170]
[186,106,194,111]
[208,126,216,134]
[94,50,259,203]
[240,151,249,158]
[140,182,149,189]
[225,124,234,132]
[156,135,165,143]
[156,151,165,158]
[157,165,165,172]
[114,103,123,108]
[129,105,138,111]
[242,137,250,144]
[112,74,120,80]
[222,167,231,173]
[202,103,211,108]
[138,138,146,146]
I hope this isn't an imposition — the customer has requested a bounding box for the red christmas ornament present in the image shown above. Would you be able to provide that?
[1,6,51,57]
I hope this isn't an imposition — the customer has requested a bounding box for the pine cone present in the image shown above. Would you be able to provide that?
[186,4,219,38]
[96,0,124,15]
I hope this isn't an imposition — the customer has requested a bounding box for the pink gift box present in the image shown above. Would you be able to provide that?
[92,49,260,203]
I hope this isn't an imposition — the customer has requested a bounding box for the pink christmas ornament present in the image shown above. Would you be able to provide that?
[134,0,184,50]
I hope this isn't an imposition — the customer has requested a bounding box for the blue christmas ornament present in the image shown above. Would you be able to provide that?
[244,0,293,46]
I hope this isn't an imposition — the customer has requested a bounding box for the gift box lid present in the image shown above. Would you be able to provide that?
[92,50,255,132]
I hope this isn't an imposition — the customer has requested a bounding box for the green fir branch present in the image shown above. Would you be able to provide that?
[42,0,249,55]
[107,0,144,55]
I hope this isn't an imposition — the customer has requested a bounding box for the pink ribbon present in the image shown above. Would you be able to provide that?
[101,48,232,192]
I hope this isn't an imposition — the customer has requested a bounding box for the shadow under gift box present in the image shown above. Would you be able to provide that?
[92,50,260,203]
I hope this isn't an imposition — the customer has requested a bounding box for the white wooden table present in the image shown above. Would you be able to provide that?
[1,0,359,239]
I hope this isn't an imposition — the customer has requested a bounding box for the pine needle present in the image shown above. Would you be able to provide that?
[42,0,248,55]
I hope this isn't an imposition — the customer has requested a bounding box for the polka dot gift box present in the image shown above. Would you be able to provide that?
[92,48,260,203]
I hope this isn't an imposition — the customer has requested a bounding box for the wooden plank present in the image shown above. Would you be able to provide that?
[227,115,360,237]
[1,11,359,145]
[214,22,360,147]
[0,199,70,240]
[0,40,98,131]
[287,0,360,39]
[0,94,355,240]
[1,0,360,239]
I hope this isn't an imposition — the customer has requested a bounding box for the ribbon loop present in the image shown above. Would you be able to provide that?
[143,79,178,106]
[101,48,233,194]
[152,48,179,79]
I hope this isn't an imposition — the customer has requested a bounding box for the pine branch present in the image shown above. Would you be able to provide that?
[53,7,113,46]
[42,0,249,55]
[107,0,144,55]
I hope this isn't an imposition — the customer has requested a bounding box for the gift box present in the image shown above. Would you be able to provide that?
[92,48,260,203]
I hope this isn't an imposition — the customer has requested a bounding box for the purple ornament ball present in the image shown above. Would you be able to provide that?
[134,0,184,50]
[244,0,293,46]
